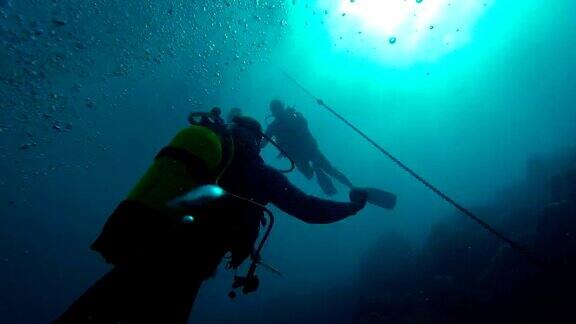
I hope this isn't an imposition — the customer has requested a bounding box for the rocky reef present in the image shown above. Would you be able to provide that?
[355,147,576,323]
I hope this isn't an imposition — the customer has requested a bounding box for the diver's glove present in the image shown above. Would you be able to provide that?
[349,188,369,212]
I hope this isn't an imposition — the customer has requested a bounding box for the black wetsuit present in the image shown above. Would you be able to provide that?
[265,111,354,195]
[55,153,362,324]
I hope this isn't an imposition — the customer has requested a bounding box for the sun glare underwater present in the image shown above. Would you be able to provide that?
[296,0,496,66]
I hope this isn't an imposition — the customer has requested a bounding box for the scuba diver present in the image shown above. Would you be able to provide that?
[227,106,242,123]
[54,107,368,324]
[263,99,354,196]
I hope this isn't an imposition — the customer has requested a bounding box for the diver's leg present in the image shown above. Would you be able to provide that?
[121,264,203,324]
[153,273,203,324]
[312,151,354,188]
[53,267,126,324]
[54,264,201,324]
[314,167,337,196]
[295,159,314,179]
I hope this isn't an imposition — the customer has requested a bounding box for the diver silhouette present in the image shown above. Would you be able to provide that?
[54,111,368,324]
[263,99,354,195]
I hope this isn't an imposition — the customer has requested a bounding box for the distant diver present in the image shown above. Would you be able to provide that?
[54,107,368,324]
[281,70,547,269]
[263,99,354,195]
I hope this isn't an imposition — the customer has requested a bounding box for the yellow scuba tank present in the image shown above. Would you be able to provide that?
[92,117,227,265]
[127,124,223,212]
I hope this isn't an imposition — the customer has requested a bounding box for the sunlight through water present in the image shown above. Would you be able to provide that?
[323,0,494,66]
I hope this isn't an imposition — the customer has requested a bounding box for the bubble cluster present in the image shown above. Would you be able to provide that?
[0,1,289,146]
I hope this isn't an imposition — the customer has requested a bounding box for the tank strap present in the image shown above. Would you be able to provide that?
[155,146,212,183]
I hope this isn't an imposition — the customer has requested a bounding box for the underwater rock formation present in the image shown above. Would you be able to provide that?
[354,147,576,323]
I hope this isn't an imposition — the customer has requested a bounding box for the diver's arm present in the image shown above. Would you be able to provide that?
[268,170,366,224]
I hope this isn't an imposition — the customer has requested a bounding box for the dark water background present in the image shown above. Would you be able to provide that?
[1,1,575,323]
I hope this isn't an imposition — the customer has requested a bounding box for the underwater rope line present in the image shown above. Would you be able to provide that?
[282,71,548,270]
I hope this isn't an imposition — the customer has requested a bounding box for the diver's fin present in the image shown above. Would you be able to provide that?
[316,169,337,195]
[365,187,397,210]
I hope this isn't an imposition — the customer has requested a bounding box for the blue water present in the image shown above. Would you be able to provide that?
[1,1,575,323]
